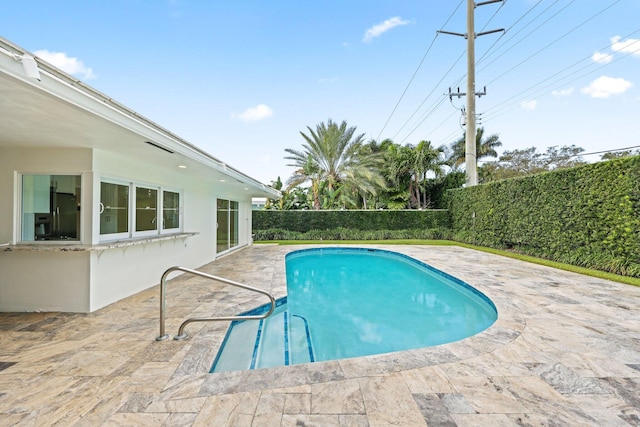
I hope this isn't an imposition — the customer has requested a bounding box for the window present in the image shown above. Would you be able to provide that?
[162,190,180,231]
[100,182,129,238]
[21,174,81,242]
[99,180,181,241]
[135,186,158,233]
[217,198,239,253]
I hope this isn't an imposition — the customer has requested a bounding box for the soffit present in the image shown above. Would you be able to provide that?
[0,55,279,198]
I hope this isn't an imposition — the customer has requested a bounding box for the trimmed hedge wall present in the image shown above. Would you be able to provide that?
[252,209,451,241]
[252,227,451,241]
[253,209,451,232]
[448,156,640,277]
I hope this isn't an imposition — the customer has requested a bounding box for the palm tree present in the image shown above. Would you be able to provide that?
[284,119,384,210]
[382,143,415,209]
[448,127,502,170]
[285,153,322,210]
[413,140,446,208]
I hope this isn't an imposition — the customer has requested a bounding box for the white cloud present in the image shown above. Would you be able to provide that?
[33,50,96,79]
[552,87,574,96]
[232,104,274,122]
[520,100,537,110]
[611,35,640,57]
[592,51,613,64]
[363,17,410,43]
[581,76,632,98]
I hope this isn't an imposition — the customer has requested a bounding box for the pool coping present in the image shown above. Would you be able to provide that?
[197,245,526,396]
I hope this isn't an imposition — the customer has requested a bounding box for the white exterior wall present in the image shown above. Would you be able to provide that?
[0,147,256,312]
[0,251,90,312]
[0,147,93,245]
[0,147,93,311]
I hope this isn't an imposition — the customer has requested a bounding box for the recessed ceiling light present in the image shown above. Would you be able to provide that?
[220,179,226,182]
[178,165,187,169]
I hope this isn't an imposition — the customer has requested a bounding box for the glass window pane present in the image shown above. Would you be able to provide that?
[100,182,129,235]
[230,201,239,247]
[216,199,229,253]
[216,199,239,253]
[136,187,158,232]
[22,175,81,241]
[217,199,229,210]
[163,191,180,230]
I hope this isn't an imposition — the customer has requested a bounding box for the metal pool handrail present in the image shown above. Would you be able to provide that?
[156,266,276,341]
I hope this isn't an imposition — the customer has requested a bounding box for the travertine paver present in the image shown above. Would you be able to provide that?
[0,244,639,426]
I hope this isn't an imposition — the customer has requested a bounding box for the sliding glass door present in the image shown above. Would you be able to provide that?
[217,199,239,253]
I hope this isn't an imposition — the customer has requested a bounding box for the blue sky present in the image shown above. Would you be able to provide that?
[2,0,639,184]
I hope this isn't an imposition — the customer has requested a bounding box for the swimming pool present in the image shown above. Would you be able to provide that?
[211,247,497,373]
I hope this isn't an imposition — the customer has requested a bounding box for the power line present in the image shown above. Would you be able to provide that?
[393,50,465,142]
[477,0,566,72]
[482,145,640,165]
[485,0,622,86]
[448,0,560,95]
[393,0,508,145]
[482,30,640,122]
[579,145,640,158]
[426,0,565,148]
[385,0,632,159]
[476,0,546,66]
[375,0,464,142]
[397,93,452,144]
[477,0,508,33]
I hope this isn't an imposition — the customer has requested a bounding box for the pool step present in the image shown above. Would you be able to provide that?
[290,314,315,365]
[211,305,315,373]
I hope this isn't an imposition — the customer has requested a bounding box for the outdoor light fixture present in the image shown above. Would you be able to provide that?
[12,53,41,81]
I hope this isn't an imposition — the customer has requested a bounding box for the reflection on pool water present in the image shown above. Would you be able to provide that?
[211,247,497,373]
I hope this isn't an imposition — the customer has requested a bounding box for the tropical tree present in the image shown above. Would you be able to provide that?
[601,149,640,160]
[448,127,502,169]
[374,139,449,209]
[381,142,415,209]
[412,140,447,208]
[481,145,587,181]
[284,119,385,210]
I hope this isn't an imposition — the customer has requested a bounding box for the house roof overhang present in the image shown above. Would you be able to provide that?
[0,36,281,199]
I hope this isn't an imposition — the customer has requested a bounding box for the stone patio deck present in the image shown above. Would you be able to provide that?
[1,244,639,426]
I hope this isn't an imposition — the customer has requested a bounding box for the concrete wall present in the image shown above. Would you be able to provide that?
[0,251,90,312]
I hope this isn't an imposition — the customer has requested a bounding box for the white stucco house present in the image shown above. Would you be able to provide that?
[0,37,280,313]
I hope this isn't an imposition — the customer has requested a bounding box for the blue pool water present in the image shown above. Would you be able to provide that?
[211,248,497,373]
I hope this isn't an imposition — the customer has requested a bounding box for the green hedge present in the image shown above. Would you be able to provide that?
[253,227,452,241]
[448,156,640,277]
[253,209,451,232]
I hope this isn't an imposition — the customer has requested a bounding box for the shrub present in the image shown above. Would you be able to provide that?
[253,227,452,241]
[448,156,640,277]
[253,209,450,232]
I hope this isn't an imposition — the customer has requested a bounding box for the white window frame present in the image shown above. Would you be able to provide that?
[18,172,83,244]
[99,178,183,242]
[133,184,160,238]
[161,188,182,233]
[99,179,131,241]
[216,198,239,253]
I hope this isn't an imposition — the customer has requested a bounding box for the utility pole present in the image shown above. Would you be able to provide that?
[465,0,478,186]
[439,0,503,186]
